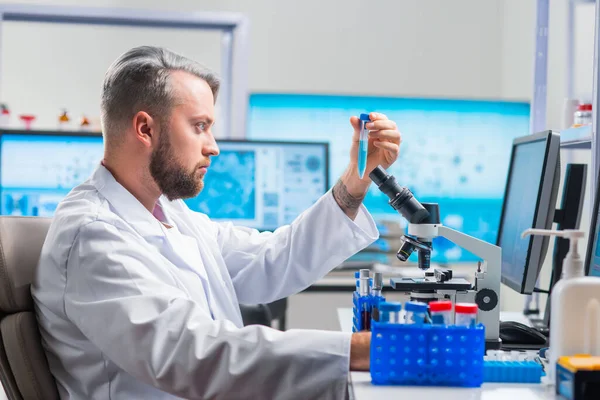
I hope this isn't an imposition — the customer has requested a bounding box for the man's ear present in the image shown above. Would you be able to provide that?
[133,111,155,148]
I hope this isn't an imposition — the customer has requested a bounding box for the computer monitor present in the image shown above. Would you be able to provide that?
[183,140,329,230]
[585,170,600,277]
[0,131,104,216]
[0,131,329,231]
[497,131,561,294]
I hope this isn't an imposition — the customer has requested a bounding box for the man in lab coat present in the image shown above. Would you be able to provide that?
[32,46,402,399]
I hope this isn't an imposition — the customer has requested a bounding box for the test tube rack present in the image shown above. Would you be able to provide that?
[370,321,485,387]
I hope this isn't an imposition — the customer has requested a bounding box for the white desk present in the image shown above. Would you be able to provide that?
[350,372,557,400]
[337,308,559,400]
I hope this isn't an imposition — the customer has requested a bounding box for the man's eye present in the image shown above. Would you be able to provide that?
[196,122,207,132]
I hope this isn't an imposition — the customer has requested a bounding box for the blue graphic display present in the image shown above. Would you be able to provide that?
[248,94,530,262]
[185,150,257,220]
[0,134,104,216]
[184,142,327,230]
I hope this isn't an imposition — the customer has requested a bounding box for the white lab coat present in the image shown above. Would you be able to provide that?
[31,165,379,400]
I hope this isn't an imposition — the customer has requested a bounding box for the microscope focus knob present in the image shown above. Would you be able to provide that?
[475,288,498,312]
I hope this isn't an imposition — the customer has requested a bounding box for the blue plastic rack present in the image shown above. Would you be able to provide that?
[370,321,485,387]
[483,360,543,383]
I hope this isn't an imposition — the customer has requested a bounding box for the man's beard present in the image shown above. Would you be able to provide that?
[149,127,204,201]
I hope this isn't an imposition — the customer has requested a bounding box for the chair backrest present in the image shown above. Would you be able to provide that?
[0,216,58,400]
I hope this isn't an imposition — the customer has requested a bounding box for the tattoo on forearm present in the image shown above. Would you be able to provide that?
[333,179,365,217]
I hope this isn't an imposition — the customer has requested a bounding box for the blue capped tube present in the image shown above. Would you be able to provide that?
[405,301,428,325]
[357,113,370,178]
[379,302,402,323]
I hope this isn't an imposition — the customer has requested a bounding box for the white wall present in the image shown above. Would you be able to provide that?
[0,0,506,128]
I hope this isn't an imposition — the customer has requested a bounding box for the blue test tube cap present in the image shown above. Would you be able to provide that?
[405,301,428,313]
[359,113,371,121]
[379,302,402,312]
[355,271,360,279]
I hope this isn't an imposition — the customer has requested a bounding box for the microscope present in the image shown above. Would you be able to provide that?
[370,166,502,349]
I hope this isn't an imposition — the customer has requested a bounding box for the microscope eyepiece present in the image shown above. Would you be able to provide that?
[369,166,430,224]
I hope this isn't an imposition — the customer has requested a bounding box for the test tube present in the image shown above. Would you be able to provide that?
[371,272,383,322]
[358,270,371,330]
[357,113,370,178]
[379,302,402,323]
[455,303,478,327]
[405,301,428,325]
[354,271,360,292]
[429,300,453,325]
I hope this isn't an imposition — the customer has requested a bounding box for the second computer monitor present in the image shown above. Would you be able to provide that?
[497,131,561,294]
[183,140,329,230]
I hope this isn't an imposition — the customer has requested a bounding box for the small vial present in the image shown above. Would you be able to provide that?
[405,301,428,325]
[357,113,370,178]
[429,300,453,325]
[379,302,402,323]
[370,272,384,322]
[358,270,371,331]
[455,303,478,327]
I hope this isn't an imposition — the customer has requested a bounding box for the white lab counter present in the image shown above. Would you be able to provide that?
[350,371,557,400]
[337,308,560,400]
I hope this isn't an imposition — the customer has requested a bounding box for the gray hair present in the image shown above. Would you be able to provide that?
[100,46,220,145]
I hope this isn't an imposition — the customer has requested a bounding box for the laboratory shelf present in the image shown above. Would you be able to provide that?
[560,125,592,149]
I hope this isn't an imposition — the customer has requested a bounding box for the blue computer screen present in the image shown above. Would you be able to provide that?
[184,141,328,230]
[497,140,548,287]
[248,94,531,262]
[0,133,328,231]
[0,134,104,216]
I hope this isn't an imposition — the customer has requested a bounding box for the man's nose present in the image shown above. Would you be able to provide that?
[204,134,220,156]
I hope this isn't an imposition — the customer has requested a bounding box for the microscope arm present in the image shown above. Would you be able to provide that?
[408,223,502,344]
[437,226,501,270]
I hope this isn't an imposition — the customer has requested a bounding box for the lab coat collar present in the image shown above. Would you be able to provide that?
[91,165,165,239]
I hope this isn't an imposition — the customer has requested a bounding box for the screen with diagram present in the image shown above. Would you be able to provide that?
[497,139,548,287]
[247,94,531,263]
[0,133,104,216]
[183,141,328,230]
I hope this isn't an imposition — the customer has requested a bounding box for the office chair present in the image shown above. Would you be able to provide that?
[0,216,59,400]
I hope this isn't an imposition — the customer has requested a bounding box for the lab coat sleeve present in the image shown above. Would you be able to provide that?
[65,220,352,400]
[213,190,379,304]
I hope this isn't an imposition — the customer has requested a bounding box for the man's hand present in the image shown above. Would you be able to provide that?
[333,112,402,219]
[349,332,371,371]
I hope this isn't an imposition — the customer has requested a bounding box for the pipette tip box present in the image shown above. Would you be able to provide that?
[483,360,543,383]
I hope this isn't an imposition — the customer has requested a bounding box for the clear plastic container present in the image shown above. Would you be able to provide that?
[455,303,478,327]
[405,301,428,325]
[429,300,453,325]
[379,301,402,323]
